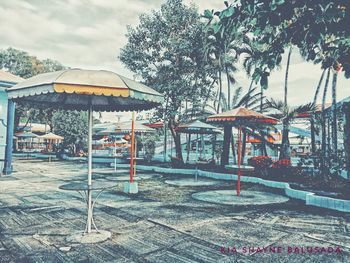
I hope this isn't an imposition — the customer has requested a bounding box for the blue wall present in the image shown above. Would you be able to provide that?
[0,80,16,175]
[0,87,8,173]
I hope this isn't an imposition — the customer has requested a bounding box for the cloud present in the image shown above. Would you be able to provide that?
[0,0,349,114]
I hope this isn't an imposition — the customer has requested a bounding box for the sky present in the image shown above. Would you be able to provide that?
[1,0,349,121]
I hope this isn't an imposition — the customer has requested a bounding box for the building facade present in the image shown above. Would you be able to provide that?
[0,71,23,174]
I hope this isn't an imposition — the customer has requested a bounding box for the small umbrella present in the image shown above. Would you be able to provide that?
[39,133,64,161]
[15,132,38,138]
[39,132,64,141]
[7,69,163,236]
[117,121,155,134]
[207,107,278,196]
[97,122,155,135]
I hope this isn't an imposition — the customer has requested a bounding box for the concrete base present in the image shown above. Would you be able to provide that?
[107,174,161,181]
[192,190,289,206]
[66,230,111,244]
[165,178,220,187]
[93,168,130,175]
[123,182,138,194]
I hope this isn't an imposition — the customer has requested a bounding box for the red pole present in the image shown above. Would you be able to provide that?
[129,112,135,183]
[237,126,242,196]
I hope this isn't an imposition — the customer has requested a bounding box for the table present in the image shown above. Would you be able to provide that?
[59,181,116,234]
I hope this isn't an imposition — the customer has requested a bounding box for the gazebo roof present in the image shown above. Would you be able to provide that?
[207,107,278,125]
[177,120,220,134]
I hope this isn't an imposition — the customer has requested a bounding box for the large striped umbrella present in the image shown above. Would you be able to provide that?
[7,69,163,237]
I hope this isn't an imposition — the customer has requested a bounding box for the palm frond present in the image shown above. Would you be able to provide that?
[285,103,316,122]
[266,98,285,111]
[231,86,242,108]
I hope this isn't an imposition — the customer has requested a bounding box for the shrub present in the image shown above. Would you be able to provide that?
[269,159,294,180]
[248,156,272,176]
[170,156,183,168]
[248,156,272,169]
[271,159,291,169]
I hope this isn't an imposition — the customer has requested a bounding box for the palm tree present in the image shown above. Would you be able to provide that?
[331,69,339,153]
[205,19,238,114]
[284,46,292,106]
[279,45,293,160]
[267,99,316,160]
[310,69,326,153]
[321,68,331,169]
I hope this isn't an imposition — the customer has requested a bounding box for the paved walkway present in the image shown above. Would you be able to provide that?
[0,158,349,262]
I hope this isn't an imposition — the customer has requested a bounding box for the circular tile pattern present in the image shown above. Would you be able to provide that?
[192,190,289,205]
[165,178,220,187]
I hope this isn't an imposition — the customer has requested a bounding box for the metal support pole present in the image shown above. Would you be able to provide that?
[134,129,137,178]
[196,134,199,162]
[130,112,135,183]
[4,100,15,175]
[87,100,93,234]
[163,115,167,162]
[237,126,242,196]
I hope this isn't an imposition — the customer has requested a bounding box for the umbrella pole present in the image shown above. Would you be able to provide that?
[130,112,135,183]
[237,126,242,196]
[114,146,117,171]
[186,133,190,164]
[134,134,137,178]
[196,134,199,162]
[87,101,93,234]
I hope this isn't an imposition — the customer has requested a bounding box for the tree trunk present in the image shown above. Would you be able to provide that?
[241,132,246,164]
[168,118,183,162]
[221,125,232,166]
[343,102,350,176]
[226,66,231,110]
[212,134,216,161]
[186,133,191,163]
[260,85,264,113]
[327,117,331,156]
[280,46,292,160]
[321,68,331,170]
[311,69,326,154]
[284,46,292,106]
[241,79,254,163]
[217,57,223,113]
[331,71,338,154]
[280,122,290,160]
[231,129,237,164]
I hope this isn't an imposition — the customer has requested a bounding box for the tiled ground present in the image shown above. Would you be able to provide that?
[0,158,349,262]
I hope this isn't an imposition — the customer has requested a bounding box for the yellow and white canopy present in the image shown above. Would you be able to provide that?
[7,69,163,111]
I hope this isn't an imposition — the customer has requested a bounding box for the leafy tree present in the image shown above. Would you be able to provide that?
[120,0,215,162]
[204,8,239,113]
[206,0,350,166]
[0,47,67,132]
[52,110,88,155]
